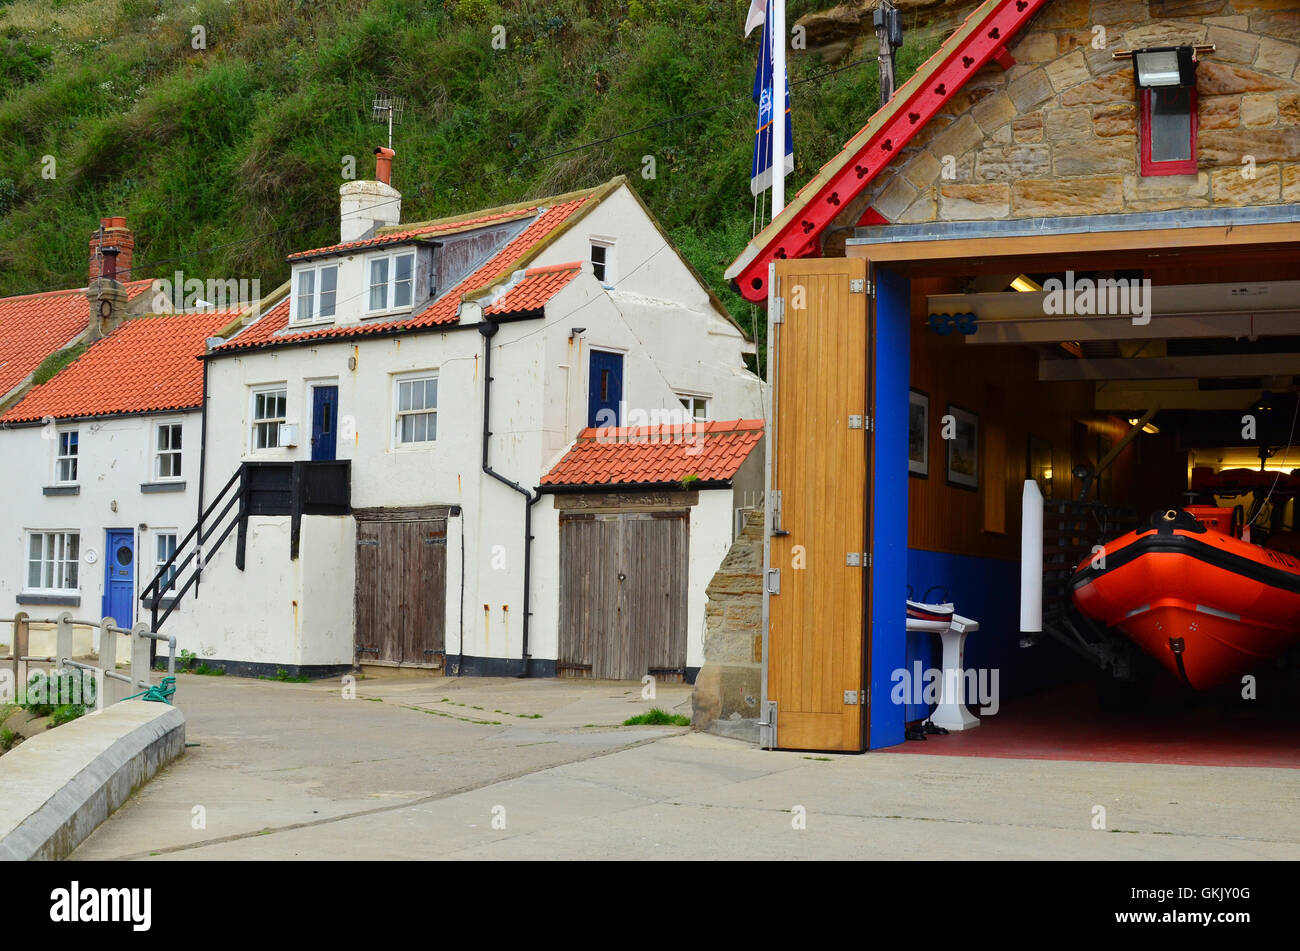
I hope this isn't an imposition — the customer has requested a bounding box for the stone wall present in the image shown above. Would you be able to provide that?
[691,510,764,742]
[833,0,1300,236]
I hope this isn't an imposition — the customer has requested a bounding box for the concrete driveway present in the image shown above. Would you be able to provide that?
[73,673,1300,860]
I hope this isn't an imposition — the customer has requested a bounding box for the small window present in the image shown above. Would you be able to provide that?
[367,252,415,314]
[252,387,287,450]
[26,531,79,592]
[155,423,182,479]
[590,241,613,283]
[679,395,711,422]
[292,264,338,323]
[56,430,78,483]
[395,373,438,445]
[1140,86,1197,175]
[155,533,178,592]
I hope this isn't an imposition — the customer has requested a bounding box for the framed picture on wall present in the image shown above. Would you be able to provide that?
[945,403,979,490]
[909,389,930,477]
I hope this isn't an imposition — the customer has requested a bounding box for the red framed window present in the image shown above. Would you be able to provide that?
[1139,85,1198,176]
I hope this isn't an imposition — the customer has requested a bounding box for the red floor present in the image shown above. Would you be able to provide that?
[890,680,1300,768]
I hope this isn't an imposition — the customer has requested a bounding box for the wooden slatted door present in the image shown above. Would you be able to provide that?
[767,257,871,752]
[355,518,447,666]
[559,511,688,680]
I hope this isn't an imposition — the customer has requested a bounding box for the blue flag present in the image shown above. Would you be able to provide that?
[750,0,792,197]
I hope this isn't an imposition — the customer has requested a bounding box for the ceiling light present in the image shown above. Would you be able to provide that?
[1011,275,1042,293]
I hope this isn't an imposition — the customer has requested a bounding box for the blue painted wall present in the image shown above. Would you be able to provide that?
[869,267,909,750]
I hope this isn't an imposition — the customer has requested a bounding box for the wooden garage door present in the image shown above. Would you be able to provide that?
[767,257,871,752]
[355,518,447,666]
[558,511,688,680]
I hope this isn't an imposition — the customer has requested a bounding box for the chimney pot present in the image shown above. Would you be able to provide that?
[374,147,396,186]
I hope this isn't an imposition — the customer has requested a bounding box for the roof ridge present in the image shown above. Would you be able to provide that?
[382,177,625,236]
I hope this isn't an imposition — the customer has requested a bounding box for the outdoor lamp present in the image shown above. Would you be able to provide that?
[1131,46,1198,89]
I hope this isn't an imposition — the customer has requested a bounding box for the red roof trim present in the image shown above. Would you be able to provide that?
[730,0,1047,304]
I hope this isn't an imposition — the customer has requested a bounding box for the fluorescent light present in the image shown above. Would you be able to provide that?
[1127,417,1160,434]
[1134,49,1181,86]
[1011,275,1042,292]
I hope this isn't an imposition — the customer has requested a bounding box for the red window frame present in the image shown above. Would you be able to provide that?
[1139,85,1198,176]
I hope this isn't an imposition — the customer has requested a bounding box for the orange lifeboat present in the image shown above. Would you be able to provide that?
[1071,508,1300,689]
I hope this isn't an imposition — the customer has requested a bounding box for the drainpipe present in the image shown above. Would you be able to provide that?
[479,319,536,677]
[195,357,210,596]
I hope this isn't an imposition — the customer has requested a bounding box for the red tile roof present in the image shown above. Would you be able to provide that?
[0,279,153,399]
[541,418,764,487]
[2,310,239,423]
[219,198,593,352]
[482,261,582,316]
[285,207,538,262]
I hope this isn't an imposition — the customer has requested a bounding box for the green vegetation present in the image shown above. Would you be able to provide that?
[623,706,690,726]
[32,343,86,384]
[0,725,16,752]
[261,668,310,683]
[0,0,938,341]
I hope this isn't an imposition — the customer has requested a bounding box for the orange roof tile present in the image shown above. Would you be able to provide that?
[2,309,238,423]
[219,198,591,352]
[0,279,153,398]
[483,261,582,316]
[541,418,764,487]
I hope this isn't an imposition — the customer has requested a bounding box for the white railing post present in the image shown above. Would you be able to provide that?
[55,610,74,672]
[98,616,118,709]
[130,622,151,694]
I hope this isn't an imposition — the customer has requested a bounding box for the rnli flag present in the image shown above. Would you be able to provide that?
[750,0,793,196]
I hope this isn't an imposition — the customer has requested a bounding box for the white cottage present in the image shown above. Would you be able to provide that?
[0,225,238,651]
[162,158,764,680]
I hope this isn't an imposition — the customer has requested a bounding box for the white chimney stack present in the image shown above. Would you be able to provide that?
[339,147,401,243]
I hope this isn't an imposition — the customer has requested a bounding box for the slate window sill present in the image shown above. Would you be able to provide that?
[141,480,187,494]
[16,593,80,606]
[42,485,79,496]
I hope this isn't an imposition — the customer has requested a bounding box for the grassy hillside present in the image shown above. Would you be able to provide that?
[0,0,938,328]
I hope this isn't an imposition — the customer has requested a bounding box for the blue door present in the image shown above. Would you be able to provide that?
[588,351,623,428]
[311,385,339,461]
[104,530,135,626]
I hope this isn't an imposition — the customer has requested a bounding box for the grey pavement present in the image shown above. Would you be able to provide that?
[73,674,1300,860]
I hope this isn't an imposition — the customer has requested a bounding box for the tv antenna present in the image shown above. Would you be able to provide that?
[371,90,405,150]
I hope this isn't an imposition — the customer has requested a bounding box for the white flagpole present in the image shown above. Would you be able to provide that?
[771,0,786,216]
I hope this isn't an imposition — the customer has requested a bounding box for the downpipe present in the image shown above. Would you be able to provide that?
[479,319,535,677]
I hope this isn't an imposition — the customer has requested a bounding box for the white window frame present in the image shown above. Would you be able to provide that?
[251,384,288,451]
[154,421,183,480]
[24,530,80,594]
[590,238,615,285]
[290,262,340,324]
[154,531,178,593]
[55,429,79,484]
[393,371,438,448]
[365,250,416,316]
[677,393,712,423]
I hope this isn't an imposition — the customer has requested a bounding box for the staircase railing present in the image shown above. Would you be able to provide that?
[141,465,247,633]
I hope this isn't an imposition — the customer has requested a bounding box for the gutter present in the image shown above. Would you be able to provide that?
[479,318,539,677]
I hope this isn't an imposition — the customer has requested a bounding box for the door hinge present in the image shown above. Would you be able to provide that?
[770,490,784,534]
[846,552,861,567]
[766,568,781,595]
[843,690,859,705]
[848,415,863,429]
[850,279,873,296]
[772,297,785,323]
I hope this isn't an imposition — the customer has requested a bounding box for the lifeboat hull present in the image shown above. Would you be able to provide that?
[1071,514,1300,689]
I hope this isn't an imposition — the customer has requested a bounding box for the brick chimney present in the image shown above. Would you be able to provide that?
[85,216,134,341]
[339,149,401,243]
[89,216,134,284]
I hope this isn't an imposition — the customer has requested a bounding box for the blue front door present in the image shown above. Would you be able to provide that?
[104,530,135,626]
[311,385,339,461]
[588,351,623,428]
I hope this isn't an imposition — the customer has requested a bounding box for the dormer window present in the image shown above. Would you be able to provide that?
[291,263,338,323]
[367,251,415,314]
[1131,46,1200,177]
